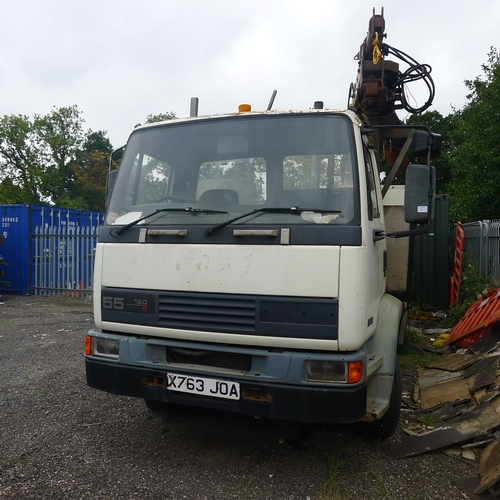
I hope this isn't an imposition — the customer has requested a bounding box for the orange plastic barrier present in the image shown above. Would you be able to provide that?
[449,222,465,308]
[443,288,500,348]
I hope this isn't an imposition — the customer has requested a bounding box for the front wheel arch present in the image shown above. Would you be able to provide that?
[359,359,402,439]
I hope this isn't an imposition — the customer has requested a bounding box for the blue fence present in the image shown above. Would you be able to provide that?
[0,204,103,295]
[32,225,100,296]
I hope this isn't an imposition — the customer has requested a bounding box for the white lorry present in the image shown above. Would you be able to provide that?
[85,10,440,438]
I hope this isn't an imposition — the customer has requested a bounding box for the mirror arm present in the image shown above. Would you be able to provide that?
[386,220,432,239]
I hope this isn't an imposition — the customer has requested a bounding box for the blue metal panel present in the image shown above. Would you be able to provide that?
[0,205,31,294]
[0,204,104,295]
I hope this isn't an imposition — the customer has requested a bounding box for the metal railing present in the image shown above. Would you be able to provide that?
[454,220,500,281]
[32,225,99,296]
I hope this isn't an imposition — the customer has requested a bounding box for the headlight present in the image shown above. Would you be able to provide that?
[306,360,347,383]
[87,337,119,359]
[306,360,363,384]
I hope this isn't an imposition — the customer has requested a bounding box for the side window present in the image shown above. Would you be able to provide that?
[363,144,380,219]
[137,156,171,204]
[123,154,171,207]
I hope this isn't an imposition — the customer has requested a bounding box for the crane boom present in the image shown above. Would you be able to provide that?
[350,8,436,172]
[351,7,435,122]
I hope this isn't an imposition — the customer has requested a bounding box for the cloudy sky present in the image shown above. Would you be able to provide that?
[1,0,498,147]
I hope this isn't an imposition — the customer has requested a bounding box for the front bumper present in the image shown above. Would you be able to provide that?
[85,357,367,423]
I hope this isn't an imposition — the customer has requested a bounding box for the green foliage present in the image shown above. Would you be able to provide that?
[447,48,500,222]
[406,110,457,194]
[145,112,177,124]
[317,450,346,500]
[0,114,46,203]
[443,253,497,328]
[0,106,113,211]
[0,107,176,211]
[82,130,113,154]
[417,412,435,427]
[405,326,422,345]
[390,48,500,224]
[68,131,113,211]
[34,105,85,205]
[67,150,110,211]
[400,345,436,370]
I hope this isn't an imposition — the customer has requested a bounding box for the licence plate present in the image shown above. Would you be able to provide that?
[166,372,240,400]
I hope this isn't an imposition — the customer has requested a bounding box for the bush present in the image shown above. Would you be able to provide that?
[443,253,497,328]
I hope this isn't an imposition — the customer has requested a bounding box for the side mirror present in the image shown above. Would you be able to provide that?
[404,164,436,224]
[411,131,442,159]
[106,170,118,208]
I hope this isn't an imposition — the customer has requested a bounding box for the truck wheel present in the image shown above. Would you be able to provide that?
[361,360,402,440]
[144,398,169,411]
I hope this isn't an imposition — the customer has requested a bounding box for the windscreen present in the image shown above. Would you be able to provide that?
[107,114,359,226]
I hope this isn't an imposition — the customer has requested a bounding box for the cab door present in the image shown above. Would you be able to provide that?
[362,139,386,300]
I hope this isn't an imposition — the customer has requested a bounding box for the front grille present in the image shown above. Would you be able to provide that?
[158,292,256,333]
[166,346,252,371]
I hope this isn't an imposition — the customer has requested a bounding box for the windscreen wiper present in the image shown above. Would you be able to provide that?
[204,206,340,237]
[113,207,228,236]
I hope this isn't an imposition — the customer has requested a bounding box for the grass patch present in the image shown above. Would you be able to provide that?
[400,344,437,371]
[416,412,435,427]
[317,450,347,500]
[368,471,393,499]
[405,326,423,345]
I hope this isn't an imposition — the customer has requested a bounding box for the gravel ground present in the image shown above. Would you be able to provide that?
[0,295,477,499]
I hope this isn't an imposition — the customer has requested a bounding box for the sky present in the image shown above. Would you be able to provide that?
[1,0,499,148]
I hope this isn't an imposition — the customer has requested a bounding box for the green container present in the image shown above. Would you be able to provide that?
[413,195,450,310]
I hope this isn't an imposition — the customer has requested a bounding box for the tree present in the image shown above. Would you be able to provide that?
[0,114,46,204]
[82,130,113,154]
[64,130,113,212]
[0,107,114,210]
[406,110,457,195]
[33,105,85,206]
[447,48,500,222]
[68,149,109,211]
[0,177,29,204]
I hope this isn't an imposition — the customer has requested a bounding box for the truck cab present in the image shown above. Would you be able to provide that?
[85,105,436,437]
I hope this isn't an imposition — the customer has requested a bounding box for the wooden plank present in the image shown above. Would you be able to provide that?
[420,376,471,411]
[468,364,498,393]
[475,387,500,405]
[436,402,500,438]
[431,402,464,422]
[469,326,500,356]
[464,355,500,378]
[491,395,500,415]
[427,352,480,371]
[476,439,500,494]
[418,368,463,387]
[452,476,498,499]
[383,427,467,459]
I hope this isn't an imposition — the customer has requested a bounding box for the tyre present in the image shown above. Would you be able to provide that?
[144,398,169,411]
[360,359,402,439]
